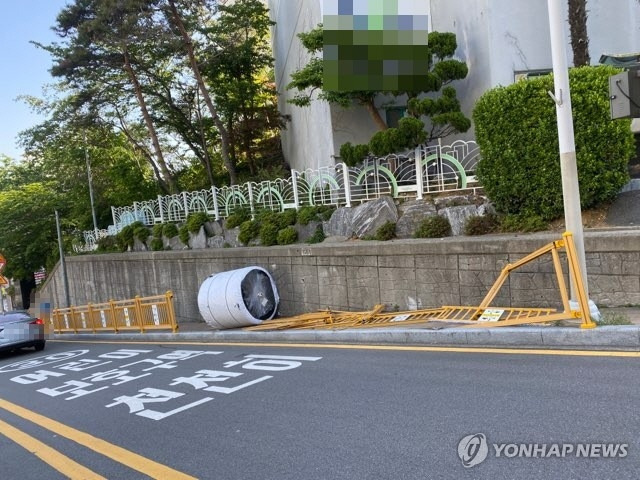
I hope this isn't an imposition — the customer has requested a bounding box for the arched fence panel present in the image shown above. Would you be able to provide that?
[81,141,480,250]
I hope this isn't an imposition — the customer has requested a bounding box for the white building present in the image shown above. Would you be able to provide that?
[268,0,640,171]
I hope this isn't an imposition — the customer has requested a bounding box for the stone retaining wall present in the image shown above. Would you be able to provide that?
[39,230,640,323]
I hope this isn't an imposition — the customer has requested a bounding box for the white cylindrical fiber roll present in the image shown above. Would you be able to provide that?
[197,266,279,329]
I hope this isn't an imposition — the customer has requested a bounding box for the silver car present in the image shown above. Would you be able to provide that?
[0,311,46,353]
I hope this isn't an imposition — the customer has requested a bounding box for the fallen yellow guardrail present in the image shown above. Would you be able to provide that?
[52,291,178,334]
[247,232,596,331]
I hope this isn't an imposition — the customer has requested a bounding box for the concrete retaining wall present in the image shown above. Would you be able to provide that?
[39,230,640,323]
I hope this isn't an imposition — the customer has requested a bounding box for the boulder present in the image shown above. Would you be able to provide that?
[189,226,207,249]
[204,221,223,237]
[207,235,225,248]
[439,204,483,236]
[350,196,398,238]
[395,200,437,238]
[325,207,355,237]
[295,220,323,243]
[223,227,243,248]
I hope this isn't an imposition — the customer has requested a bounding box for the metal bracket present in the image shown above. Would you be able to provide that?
[548,89,563,106]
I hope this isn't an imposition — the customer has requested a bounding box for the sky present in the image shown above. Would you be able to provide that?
[0,0,70,160]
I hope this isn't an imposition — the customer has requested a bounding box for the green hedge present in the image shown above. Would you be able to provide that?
[473,66,633,221]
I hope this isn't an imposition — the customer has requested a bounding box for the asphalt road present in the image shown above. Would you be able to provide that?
[0,340,639,480]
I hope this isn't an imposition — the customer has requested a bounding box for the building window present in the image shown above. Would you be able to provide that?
[385,106,407,128]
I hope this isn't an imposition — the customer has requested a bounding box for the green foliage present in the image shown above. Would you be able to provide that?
[306,225,326,244]
[179,225,190,246]
[152,224,164,238]
[414,215,452,238]
[225,208,251,229]
[186,212,210,234]
[238,220,261,245]
[464,214,500,236]
[368,117,428,157]
[297,205,335,225]
[474,66,633,221]
[150,237,164,251]
[375,221,397,241]
[134,225,151,243]
[259,222,279,246]
[96,236,119,253]
[162,223,179,238]
[278,209,298,228]
[288,27,470,159]
[0,182,68,279]
[277,226,298,245]
[339,142,371,166]
[116,223,137,251]
[500,214,548,233]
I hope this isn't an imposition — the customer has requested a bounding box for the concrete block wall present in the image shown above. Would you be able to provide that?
[39,230,640,323]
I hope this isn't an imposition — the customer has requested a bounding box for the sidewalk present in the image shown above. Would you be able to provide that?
[53,307,640,351]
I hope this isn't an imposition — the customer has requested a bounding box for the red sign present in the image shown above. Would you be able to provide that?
[0,254,5,272]
[0,275,8,287]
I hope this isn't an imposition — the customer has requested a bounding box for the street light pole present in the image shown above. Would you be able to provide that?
[84,132,99,235]
[55,210,71,308]
[546,0,590,302]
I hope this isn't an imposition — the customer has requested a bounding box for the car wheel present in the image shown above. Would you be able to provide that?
[34,341,45,351]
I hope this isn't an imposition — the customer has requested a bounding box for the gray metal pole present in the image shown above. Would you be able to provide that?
[84,133,99,235]
[55,210,71,308]
[547,0,589,301]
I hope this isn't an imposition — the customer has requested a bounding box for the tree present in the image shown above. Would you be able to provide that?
[50,0,179,192]
[568,0,590,66]
[287,27,470,164]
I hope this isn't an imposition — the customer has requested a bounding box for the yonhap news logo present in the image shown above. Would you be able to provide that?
[457,433,628,468]
[458,434,489,468]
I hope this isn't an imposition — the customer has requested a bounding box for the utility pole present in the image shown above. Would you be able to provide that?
[55,210,71,308]
[546,0,590,302]
[84,132,99,235]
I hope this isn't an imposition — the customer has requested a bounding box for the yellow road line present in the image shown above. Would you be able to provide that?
[0,418,106,480]
[0,398,197,480]
[51,339,640,358]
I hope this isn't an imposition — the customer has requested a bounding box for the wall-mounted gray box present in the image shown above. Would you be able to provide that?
[609,69,640,119]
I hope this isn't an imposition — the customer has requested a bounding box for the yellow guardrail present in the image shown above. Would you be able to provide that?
[52,291,177,334]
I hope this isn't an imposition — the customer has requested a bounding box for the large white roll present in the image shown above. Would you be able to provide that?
[197,267,279,329]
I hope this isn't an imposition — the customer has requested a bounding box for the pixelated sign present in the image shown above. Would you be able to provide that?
[323,0,430,91]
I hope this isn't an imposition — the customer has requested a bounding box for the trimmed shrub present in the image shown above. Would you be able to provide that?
[162,223,179,238]
[306,225,326,244]
[298,205,336,225]
[278,209,297,228]
[259,222,279,246]
[97,236,119,252]
[277,226,298,245]
[179,225,191,245]
[186,212,210,234]
[152,224,164,238]
[116,223,141,251]
[150,237,164,251]
[375,221,397,241]
[473,65,633,221]
[464,214,500,236]
[238,220,260,245]
[414,215,451,238]
[297,206,317,225]
[134,225,150,243]
[225,208,251,229]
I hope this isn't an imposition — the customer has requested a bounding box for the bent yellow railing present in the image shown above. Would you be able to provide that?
[51,291,177,334]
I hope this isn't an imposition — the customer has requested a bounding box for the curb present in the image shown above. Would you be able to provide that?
[52,326,640,351]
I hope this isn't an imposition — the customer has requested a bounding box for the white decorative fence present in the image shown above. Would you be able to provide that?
[78,141,480,251]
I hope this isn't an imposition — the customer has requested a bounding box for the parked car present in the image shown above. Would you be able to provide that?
[0,311,46,353]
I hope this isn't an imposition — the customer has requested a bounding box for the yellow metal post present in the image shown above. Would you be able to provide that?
[563,232,596,329]
[134,295,145,333]
[165,291,178,333]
